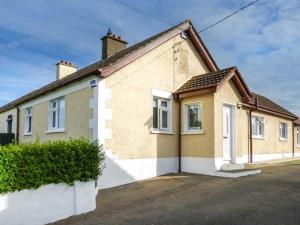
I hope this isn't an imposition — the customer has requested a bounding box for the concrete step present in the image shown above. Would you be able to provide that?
[221,163,245,171]
[215,169,261,178]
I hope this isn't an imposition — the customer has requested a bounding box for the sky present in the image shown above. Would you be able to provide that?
[0,0,299,115]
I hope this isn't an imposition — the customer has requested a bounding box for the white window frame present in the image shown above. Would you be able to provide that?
[24,107,32,135]
[297,127,300,147]
[48,97,65,132]
[279,122,288,140]
[252,116,265,138]
[152,98,172,133]
[184,102,203,133]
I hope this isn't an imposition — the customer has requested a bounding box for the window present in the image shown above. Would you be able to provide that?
[6,115,13,133]
[24,108,32,134]
[185,103,202,132]
[153,98,171,131]
[48,97,65,131]
[252,116,264,138]
[297,128,300,146]
[279,122,288,140]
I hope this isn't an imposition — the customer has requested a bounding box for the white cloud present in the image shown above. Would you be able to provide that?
[0,0,299,116]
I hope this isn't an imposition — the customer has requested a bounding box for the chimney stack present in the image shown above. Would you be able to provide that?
[101,28,128,59]
[56,61,77,80]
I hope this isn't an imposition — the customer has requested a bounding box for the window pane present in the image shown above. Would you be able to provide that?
[58,99,65,128]
[161,110,168,129]
[161,101,168,108]
[283,124,287,138]
[188,105,200,130]
[153,107,158,129]
[280,123,287,139]
[153,98,170,131]
[7,115,12,133]
[252,117,257,136]
[52,111,56,128]
[28,116,32,132]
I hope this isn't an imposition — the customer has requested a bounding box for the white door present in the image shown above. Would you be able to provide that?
[223,106,232,161]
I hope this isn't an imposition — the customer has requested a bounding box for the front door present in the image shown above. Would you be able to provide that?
[223,105,233,161]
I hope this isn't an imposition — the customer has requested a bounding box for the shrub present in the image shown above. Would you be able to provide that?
[0,138,104,194]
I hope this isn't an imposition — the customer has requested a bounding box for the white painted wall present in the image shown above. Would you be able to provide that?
[236,153,295,163]
[0,108,17,134]
[98,153,178,189]
[0,181,97,225]
[181,157,224,174]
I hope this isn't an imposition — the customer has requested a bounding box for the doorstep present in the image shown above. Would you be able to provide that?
[213,169,261,178]
[198,168,262,178]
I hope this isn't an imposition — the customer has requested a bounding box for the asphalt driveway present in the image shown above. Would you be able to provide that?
[51,161,300,225]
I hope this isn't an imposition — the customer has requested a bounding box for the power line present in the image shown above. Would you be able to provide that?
[112,0,260,33]
[112,0,175,27]
[199,0,260,33]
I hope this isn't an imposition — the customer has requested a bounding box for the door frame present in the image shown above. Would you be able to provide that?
[222,103,236,163]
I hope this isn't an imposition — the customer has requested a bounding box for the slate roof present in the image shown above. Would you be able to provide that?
[175,67,235,94]
[175,67,297,119]
[250,93,297,118]
[295,118,300,126]
[0,20,196,113]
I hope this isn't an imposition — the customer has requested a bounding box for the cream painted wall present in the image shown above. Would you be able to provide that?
[181,94,215,157]
[214,80,249,159]
[19,87,93,142]
[105,34,210,159]
[295,126,300,154]
[0,108,17,134]
[251,111,293,155]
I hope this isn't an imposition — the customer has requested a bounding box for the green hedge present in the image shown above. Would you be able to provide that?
[0,138,104,194]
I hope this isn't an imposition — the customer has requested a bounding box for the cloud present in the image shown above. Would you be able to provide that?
[0,0,299,116]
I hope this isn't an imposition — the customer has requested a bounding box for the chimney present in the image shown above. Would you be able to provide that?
[101,28,128,59]
[56,61,77,80]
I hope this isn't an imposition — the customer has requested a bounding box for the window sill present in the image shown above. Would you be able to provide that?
[45,129,65,134]
[181,130,204,135]
[252,136,265,140]
[279,138,288,142]
[150,130,174,135]
[23,133,32,136]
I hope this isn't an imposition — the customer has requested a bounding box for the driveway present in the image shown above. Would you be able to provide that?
[51,161,300,225]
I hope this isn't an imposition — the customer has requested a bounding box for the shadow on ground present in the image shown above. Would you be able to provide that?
[50,162,300,225]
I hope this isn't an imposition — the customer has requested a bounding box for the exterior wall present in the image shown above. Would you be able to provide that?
[295,126,300,156]
[99,33,210,188]
[214,80,249,162]
[104,34,209,159]
[0,108,17,134]
[181,94,214,157]
[18,81,93,143]
[251,111,294,161]
[0,181,96,225]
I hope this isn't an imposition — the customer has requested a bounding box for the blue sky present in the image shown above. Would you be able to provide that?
[0,0,299,115]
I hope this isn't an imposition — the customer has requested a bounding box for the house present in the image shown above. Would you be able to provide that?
[0,20,299,189]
